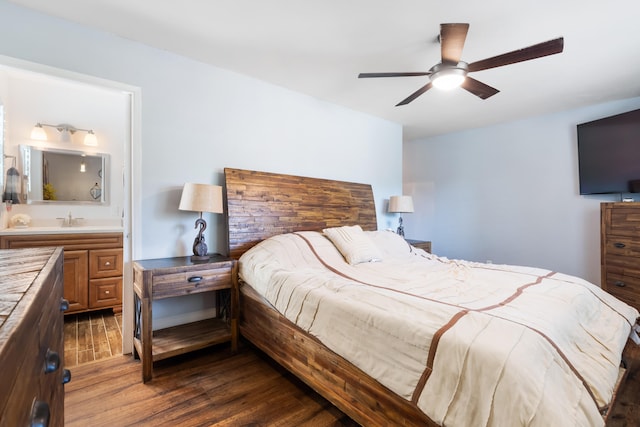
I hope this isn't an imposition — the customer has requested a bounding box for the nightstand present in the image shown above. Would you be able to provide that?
[406,239,432,253]
[132,254,238,383]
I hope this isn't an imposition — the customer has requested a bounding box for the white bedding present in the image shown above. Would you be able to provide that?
[239,229,639,426]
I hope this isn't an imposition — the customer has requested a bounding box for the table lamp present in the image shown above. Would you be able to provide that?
[179,183,223,261]
[388,195,414,237]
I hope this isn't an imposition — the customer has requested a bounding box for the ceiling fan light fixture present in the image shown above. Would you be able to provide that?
[430,64,467,90]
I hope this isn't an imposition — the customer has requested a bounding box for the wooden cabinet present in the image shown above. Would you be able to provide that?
[0,232,123,314]
[0,247,69,427]
[132,255,238,382]
[406,239,432,253]
[601,202,640,311]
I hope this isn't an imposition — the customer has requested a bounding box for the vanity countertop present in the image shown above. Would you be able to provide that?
[0,225,124,235]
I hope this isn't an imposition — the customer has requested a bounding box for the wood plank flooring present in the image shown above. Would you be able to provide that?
[609,341,640,426]
[64,310,123,367]
[64,312,640,426]
[65,343,357,426]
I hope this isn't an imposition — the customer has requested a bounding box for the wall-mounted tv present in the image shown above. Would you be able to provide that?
[577,108,640,195]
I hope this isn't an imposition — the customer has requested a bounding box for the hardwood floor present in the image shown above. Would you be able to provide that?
[64,337,640,426]
[608,341,640,426]
[65,342,357,426]
[64,310,123,367]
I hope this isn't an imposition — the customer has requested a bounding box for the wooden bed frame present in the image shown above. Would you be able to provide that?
[224,167,626,426]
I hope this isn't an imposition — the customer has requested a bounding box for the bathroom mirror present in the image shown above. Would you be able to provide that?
[21,145,108,204]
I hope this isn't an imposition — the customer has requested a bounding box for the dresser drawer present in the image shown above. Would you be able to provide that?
[89,248,123,279]
[605,208,640,237]
[604,253,640,270]
[152,266,232,299]
[604,235,640,257]
[604,271,640,308]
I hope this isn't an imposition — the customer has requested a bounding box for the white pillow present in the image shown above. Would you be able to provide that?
[366,229,413,257]
[323,225,383,265]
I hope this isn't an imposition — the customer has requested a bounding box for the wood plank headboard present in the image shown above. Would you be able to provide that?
[224,168,377,259]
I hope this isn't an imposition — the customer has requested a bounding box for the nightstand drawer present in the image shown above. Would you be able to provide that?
[406,239,431,253]
[152,266,232,299]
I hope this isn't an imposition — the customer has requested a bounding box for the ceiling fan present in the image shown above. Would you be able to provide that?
[358,23,564,106]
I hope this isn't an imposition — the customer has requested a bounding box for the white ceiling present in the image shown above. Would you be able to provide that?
[8,0,640,140]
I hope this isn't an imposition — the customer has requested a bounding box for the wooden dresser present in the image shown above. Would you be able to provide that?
[601,202,640,311]
[0,247,70,427]
[0,232,123,314]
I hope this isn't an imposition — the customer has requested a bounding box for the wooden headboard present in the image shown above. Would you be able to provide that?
[224,168,377,259]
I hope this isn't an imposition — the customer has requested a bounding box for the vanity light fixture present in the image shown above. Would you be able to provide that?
[31,123,99,146]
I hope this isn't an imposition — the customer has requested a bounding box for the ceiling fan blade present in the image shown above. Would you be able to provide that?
[396,82,433,106]
[468,37,564,72]
[461,77,499,99]
[358,72,431,78]
[440,23,470,64]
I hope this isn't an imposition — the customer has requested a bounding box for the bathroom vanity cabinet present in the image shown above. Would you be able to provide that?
[0,231,123,314]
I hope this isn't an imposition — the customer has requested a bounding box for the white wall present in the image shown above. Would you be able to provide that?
[404,97,640,285]
[0,2,403,328]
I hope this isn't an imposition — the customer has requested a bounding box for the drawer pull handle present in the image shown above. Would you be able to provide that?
[44,349,60,373]
[105,261,111,266]
[60,298,70,312]
[30,400,50,427]
[188,276,203,283]
[614,281,626,287]
[62,369,72,384]
[614,242,626,248]
[105,290,110,294]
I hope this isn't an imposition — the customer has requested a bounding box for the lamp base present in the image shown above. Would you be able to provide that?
[396,216,405,237]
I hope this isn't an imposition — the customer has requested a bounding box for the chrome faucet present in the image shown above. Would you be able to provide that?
[56,212,84,227]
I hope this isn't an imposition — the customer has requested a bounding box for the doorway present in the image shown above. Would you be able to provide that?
[0,54,140,356]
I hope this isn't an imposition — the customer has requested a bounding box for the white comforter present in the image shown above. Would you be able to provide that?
[239,230,639,426]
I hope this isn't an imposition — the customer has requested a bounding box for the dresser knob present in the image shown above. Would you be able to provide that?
[614,281,626,287]
[30,400,50,427]
[105,261,111,266]
[44,349,60,373]
[105,290,110,294]
[62,369,72,384]
[60,298,69,312]
[614,242,626,248]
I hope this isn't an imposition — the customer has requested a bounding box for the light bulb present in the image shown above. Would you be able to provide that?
[84,131,98,146]
[432,73,466,90]
[31,124,47,140]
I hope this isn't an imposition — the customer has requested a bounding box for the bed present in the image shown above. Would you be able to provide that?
[224,167,640,426]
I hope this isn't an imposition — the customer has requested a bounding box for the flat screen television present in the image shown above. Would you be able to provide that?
[577,108,640,195]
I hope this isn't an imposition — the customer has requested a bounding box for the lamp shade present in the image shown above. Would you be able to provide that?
[31,124,47,141]
[84,131,98,146]
[388,195,414,213]
[179,183,223,214]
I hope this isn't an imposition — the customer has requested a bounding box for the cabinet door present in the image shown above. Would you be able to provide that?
[64,250,89,313]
